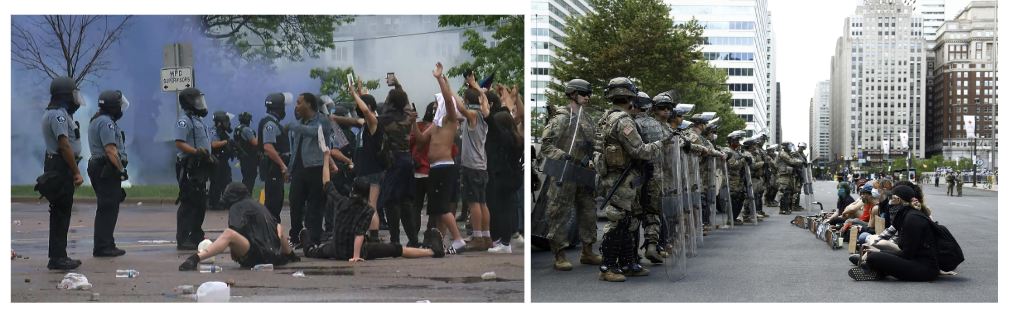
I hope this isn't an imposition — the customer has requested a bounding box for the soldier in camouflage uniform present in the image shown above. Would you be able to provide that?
[742,137,766,220]
[630,92,670,264]
[774,142,803,214]
[720,131,747,225]
[737,136,761,222]
[946,170,955,196]
[703,122,727,217]
[594,77,673,282]
[540,79,602,271]
[687,114,725,232]
[791,143,809,211]
[764,147,780,207]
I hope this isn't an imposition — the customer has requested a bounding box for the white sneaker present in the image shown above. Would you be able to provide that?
[487,243,512,254]
[510,235,525,250]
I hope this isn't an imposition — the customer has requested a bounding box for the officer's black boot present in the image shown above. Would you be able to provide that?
[621,232,649,276]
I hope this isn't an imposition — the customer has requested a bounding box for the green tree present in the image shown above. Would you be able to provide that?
[438,15,524,94]
[545,0,744,145]
[199,15,355,65]
[309,67,380,105]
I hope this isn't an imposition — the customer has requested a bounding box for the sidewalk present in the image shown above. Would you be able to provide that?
[964,183,998,192]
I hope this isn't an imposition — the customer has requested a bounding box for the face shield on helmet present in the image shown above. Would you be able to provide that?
[192,94,208,111]
[282,92,294,106]
[72,89,85,108]
[120,93,130,113]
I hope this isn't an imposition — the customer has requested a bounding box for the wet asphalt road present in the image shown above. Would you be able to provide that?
[530,180,997,302]
[10,202,523,302]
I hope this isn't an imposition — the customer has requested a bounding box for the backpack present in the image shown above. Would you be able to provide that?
[911,213,965,271]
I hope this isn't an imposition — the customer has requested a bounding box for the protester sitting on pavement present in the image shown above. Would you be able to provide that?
[826,184,876,227]
[303,152,444,261]
[179,182,300,271]
[848,185,952,281]
[833,182,854,218]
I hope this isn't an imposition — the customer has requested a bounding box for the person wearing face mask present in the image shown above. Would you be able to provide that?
[234,112,259,193]
[38,76,86,270]
[87,90,131,257]
[208,110,236,211]
[174,87,217,251]
[258,93,292,229]
[849,185,946,281]
[774,142,803,215]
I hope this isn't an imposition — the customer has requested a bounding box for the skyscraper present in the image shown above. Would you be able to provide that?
[811,80,831,167]
[903,0,947,40]
[830,0,927,170]
[669,0,774,138]
[926,1,998,168]
[529,0,593,120]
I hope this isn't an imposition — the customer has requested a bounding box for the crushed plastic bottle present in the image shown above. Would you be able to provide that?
[199,265,224,273]
[13,220,21,225]
[175,284,196,294]
[481,271,496,281]
[115,269,139,278]
[292,271,306,278]
[57,273,93,290]
[251,264,273,271]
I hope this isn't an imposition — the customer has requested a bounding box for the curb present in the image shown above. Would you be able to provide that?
[11,196,291,206]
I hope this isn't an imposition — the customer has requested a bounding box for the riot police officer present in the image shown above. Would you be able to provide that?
[774,142,803,214]
[721,131,747,225]
[539,78,601,271]
[234,112,259,193]
[208,111,235,210]
[87,90,130,257]
[259,93,292,228]
[764,147,780,207]
[791,143,809,211]
[689,113,726,231]
[174,87,218,250]
[39,76,85,269]
[632,91,668,263]
[594,77,672,282]
[741,137,765,221]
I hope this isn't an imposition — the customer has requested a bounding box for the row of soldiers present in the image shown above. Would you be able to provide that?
[534,77,813,282]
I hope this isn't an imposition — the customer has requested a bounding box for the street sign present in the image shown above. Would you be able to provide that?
[859,159,866,164]
[977,159,984,167]
[161,67,194,92]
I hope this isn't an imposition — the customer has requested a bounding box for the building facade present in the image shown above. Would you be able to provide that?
[926,1,997,168]
[903,0,947,40]
[530,0,593,118]
[811,80,831,166]
[670,0,774,138]
[830,0,927,171]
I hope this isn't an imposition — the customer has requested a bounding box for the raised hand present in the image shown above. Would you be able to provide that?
[432,62,444,78]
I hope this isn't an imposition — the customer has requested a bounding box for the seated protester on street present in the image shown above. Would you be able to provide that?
[827,184,875,227]
[849,185,946,281]
[303,153,445,261]
[179,182,300,270]
[864,179,894,241]
[833,182,854,217]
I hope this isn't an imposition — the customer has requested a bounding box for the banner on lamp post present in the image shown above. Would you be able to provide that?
[964,115,977,138]
[899,132,909,149]
[882,140,890,154]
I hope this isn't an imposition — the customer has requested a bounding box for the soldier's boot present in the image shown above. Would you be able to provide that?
[598,234,625,282]
[620,238,649,277]
[742,215,754,223]
[756,215,764,222]
[734,218,744,226]
[757,209,770,217]
[580,244,602,265]
[553,250,573,271]
[644,242,665,264]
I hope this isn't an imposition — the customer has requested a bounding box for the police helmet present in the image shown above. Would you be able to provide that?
[633,92,653,111]
[705,117,721,133]
[97,90,129,113]
[565,79,592,96]
[179,87,208,116]
[797,142,808,149]
[652,93,675,109]
[604,77,637,99]
[672,104,695,117]
[678,120,693,130]
[689,112,716,125]
[727,131,744,142]
[780,141,795,150]
[213,110,235,132]
[51,76,84,107]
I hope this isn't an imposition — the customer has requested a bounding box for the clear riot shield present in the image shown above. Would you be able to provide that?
[743,164,758,225]
[720,161,734,230]
[803,163,815,215]
[531,173,554,240]
[706,157,717,231]
[681,151,697,258]
[661,144,687,281]
[690,155,704,245]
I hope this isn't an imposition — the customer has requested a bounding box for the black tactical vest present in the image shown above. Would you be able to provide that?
[258,115,289,155]
[233,125,256,156]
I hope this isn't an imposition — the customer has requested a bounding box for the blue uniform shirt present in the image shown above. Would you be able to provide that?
[42,107,81,157]
[88,114,127,162]
[262,116,282,146]
[175,113,212,158]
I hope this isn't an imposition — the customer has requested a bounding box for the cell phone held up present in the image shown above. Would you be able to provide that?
[386,72,395,87]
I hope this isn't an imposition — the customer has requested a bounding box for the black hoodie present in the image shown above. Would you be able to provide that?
[222,183,284,263]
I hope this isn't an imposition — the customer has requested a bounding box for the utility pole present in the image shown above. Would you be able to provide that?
[973,136,978,187]
[990,0,997,175]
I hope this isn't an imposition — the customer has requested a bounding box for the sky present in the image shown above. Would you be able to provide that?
[768,0,973,152]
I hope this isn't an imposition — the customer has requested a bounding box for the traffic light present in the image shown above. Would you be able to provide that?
[840,155,844,161]
[853,155,857,160]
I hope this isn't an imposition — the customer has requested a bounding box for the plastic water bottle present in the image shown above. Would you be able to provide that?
[115,269,139,278]
[199,265,223,273]
[175,284,196,294]
[251,264,273,271]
